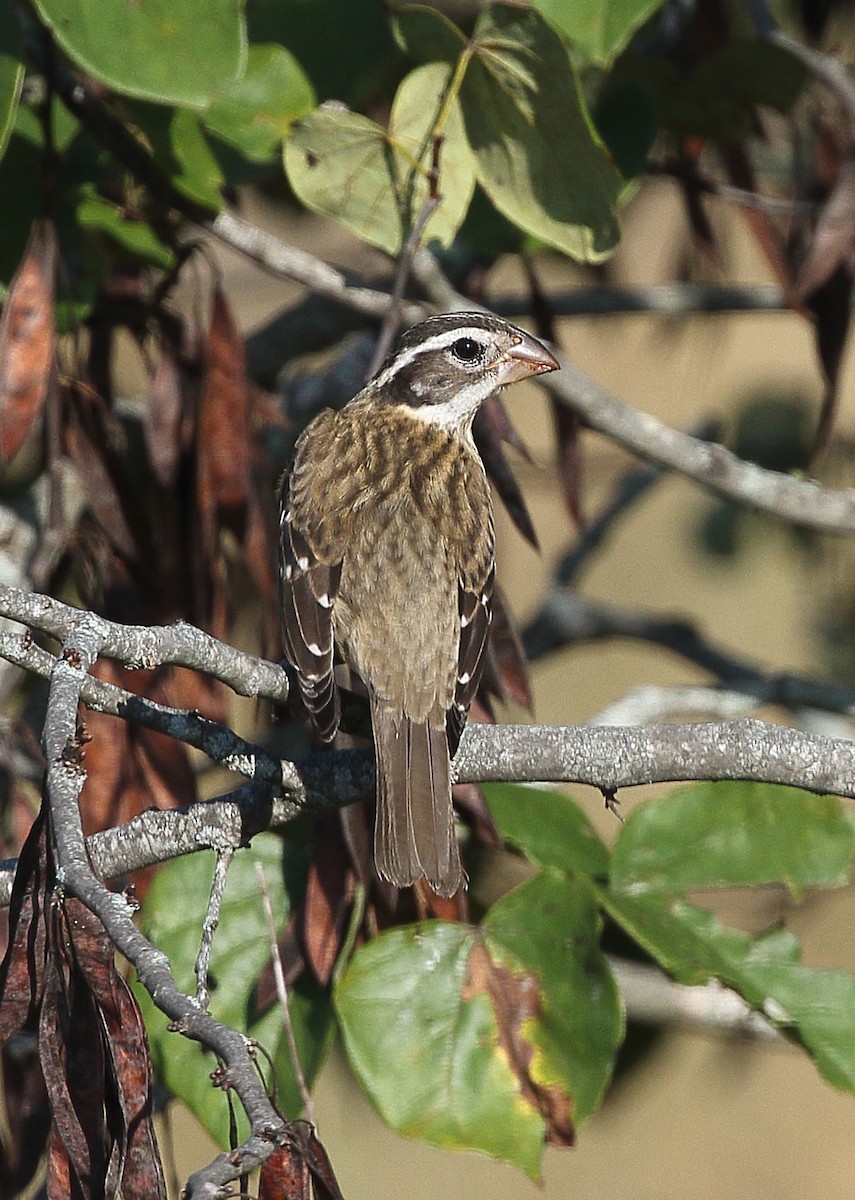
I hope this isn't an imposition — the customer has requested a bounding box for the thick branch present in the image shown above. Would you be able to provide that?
[5,715,855,907]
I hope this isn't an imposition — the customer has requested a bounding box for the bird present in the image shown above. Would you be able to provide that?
[278,311,559,897]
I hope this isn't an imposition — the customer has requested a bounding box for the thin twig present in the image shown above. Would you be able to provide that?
[255,862,317,1127]
[195,847,235,1011]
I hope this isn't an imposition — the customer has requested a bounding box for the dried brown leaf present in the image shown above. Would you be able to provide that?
[144,349,184,487]
[473,408,538,550]
[796,156,855,301]
[465,939,575,1147]
[0,219,56,463]
[79,662,196,841]
[303,822,354,986]
[197,286,251,534]
[0,1041,51,1199]
[258,1142,310,1200]
[0,809,51,1043]
[488,583,532,711]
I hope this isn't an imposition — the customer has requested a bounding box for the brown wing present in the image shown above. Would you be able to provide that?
[278,449,343,743]
[447,560,495,756]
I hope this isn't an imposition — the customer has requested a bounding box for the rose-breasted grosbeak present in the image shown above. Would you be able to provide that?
[279,312,559,896]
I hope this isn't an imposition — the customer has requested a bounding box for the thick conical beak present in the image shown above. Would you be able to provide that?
[495,331,560,386]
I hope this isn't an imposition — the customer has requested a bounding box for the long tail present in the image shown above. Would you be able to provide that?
[371,699,463,897]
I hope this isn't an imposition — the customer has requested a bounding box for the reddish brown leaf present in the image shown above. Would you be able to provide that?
[79,662,196,841]
[64,395,138,560]
[144,348,184,487]
[488,583,532,711]
[0,1043,51,1199]
[70,902,166,1200]
[473,409,539,550]
[796,155,855,301]
[300,1126,346,1200]
[0,808,51,1043]
[303,821,355,986]
[46,1123,75,1200]
[479,393,534,463]
[39,944,112,1199]
[197,286,251,536]
[550,400,582,523]
[0,219,56,462]
[452,782,501,850]
[722,145,800,307]
[464,939,575,1147]
[258,1142,310,1200]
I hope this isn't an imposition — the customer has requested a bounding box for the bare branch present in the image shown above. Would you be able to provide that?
[40,612,291,1195]
[4,713,855,908]
[492,282,788,319]
[608,956,783,1041]
[545,358,855,534]
[0,584,291,703]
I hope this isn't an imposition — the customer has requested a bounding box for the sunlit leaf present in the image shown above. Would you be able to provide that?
[285,62,475,254]
[532,0,667,64]
[204,44,315,161]
[484,872,622,1124]
[31,0,246,107]
[335,921,546,1176]
[601,892,855,1093]
[610,782,855,893]
[396,3,622,260]
[486,783,609,878]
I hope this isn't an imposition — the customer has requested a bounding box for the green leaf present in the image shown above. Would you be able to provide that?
[335,921,546,1176]
[31,0,246,107]
[390,63,476,247]
[601,892,855,1092]
[77,191,175,269]
[0,0,23,163]
[203,44,315,162]
[285,62,475,254]
[485,783,609,878]
[131,104,223,211]
[392,3,468,64]
[136,835,333,1147]
[532,0,668,65]
[393,3,621,259]
[611,782,855,894]
[249,0,396,107]
[460,4,621,261]
[484,871,622,1122]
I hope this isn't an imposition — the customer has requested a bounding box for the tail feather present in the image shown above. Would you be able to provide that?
[372,701,463,897]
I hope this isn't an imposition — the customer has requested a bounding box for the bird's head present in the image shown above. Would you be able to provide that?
[367,312,559,433]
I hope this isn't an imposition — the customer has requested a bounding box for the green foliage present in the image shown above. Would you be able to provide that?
[136,835,334,1148]
[0,0,849,1185]
[532,0,668,65]
[325,780,855,1174]
[31,0,247,107]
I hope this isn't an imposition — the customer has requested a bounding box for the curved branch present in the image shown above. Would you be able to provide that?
[0,584,290,703]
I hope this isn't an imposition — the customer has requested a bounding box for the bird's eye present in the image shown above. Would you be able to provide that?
[451,337,484,363]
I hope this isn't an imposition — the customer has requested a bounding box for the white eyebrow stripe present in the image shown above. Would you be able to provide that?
[370,323,506,389]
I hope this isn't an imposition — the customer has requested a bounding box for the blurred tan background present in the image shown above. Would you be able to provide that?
[163,179,855,1198]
